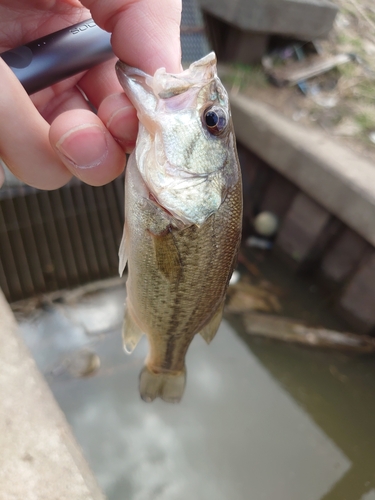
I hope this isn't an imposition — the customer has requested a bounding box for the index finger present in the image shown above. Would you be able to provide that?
[81,0,182,74]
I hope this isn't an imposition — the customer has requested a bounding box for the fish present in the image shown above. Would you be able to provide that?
[115,52,242,403]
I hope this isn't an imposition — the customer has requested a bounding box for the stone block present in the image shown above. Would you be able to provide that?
[276,192,332,266]
[321,228,371,285]
[200,0,338,40]
[260,172,298,220]
[237,143,272,234]
[203,12,269,63]
[338,252,375,334]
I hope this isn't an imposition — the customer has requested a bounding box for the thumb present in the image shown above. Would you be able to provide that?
[0,59,71,189]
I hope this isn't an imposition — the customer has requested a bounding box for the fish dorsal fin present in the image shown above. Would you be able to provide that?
[151,229,182,282]
[199,299,224,344]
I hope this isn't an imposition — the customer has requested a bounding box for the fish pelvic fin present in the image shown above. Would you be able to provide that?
[199,299,224,344]
[122,304,144,354]
[139,366,186,403]
[118,225,128,277]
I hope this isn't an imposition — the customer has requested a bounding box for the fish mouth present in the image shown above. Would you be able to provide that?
[115,53,218,114]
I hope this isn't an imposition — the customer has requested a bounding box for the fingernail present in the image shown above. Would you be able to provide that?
[56,124,108,169]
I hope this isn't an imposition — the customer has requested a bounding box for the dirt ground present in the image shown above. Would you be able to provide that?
[222,0,375,163]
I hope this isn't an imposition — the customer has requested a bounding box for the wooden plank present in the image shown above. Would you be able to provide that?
[268,54,352,87]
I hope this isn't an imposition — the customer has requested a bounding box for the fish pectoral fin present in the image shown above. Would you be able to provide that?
[118,224,128,277]
[139,366,186,403]
[199,300,224,344]
[122,305,144,354]
[152,230,182,282]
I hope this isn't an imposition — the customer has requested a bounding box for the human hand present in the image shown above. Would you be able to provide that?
[0,0,181,189]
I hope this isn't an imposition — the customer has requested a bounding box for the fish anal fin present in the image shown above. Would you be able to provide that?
[199,300,224,344]
[151,230,182,282]
[122,305,144,354]
[139,366,186,403]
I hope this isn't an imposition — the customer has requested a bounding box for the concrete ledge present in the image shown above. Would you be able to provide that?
[230,93,375,248]
[0,290,105,500]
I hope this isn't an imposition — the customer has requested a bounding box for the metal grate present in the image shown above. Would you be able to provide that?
[0,176,124,302]
[181,0,210,63]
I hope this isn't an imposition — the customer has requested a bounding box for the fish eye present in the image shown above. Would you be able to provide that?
[203,106,227,135]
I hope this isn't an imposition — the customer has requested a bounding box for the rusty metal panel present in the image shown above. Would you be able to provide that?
[13,191,46,293]
[70,183,101,281]
[24,192,58,292]
[36,190,69,289]
[93,186,118,272]
[81,183,111,278]
[60,186,90,282]
[1,197,34,298]
[0,175,125,302]
[0,201,23,300]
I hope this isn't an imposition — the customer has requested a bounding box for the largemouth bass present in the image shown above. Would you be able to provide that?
[116,53,242,403]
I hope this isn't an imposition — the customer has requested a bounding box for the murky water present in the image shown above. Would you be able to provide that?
[17,248,375,500]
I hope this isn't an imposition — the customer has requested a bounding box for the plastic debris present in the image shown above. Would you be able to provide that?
[245,236,273,250]
[266,53,353,87]
[253,211,279,237]
[229,270,241,285]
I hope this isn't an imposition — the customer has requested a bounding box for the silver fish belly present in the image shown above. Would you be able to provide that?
[116,53,242,403]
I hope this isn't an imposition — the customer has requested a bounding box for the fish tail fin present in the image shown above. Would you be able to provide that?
[122,304,144,354]
[139,366,186,404]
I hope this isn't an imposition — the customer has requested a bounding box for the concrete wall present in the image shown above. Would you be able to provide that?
[232,93,375,334]
[0,290,106,500]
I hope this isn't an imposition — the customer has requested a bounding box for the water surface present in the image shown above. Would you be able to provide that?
[17,249,375,500]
